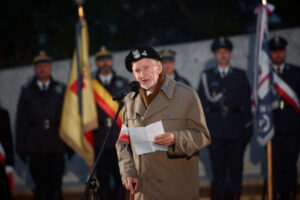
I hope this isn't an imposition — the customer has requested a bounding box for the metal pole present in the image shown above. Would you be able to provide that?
[75,0,84,117]
[76,22,82,117]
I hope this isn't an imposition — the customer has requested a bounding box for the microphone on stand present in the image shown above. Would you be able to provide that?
[112,81,140,101]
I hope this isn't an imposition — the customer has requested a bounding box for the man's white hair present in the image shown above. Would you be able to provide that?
[150,59,158,66]
[132,58,159,67]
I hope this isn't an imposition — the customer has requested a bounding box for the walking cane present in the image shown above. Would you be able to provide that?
[130,193,135,200]
[130,182,136,200]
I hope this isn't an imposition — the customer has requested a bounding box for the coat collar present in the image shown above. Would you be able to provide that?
[272,62,289,74]
[128,74,175,100]
[129,74,176,120]
[134,92,146,117]
[32,76,54,92]
[95,70,116,86]
[160,74,176,99]
[143,91,168,120]
[214,66,233,74]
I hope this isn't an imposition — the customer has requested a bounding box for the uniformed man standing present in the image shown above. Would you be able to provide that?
[197,37,252,200]
[159,49,191,86]
[269,36,300,200]
[92,46,128,200]
[16,51,71,200]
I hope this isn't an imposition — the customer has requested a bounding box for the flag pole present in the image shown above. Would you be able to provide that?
[267,141,273,200]
[78,4,84,19]
[75,1,94,199]
[75,0,94,165]
[74,0,84,157]
[261,0,273,199]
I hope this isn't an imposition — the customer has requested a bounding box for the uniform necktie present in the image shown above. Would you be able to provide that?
[221,71,226,78]
[42,84,46,91]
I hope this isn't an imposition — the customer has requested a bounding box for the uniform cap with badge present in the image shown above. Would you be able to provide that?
[211,37,233,52]
[159,49,176,62]
[268,36,288,51]
[125,46,161,72]
[33,50,52,65]
[95,46,113,61]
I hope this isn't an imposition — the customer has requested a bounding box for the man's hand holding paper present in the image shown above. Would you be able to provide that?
[153,132,176,146]
[129,121,170,155]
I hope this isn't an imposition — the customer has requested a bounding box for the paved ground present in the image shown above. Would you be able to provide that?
[12,181,300,200]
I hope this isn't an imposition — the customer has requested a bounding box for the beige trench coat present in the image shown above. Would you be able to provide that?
[116,75,211,200]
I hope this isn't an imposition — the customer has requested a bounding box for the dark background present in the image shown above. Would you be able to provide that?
[1,0,299,69]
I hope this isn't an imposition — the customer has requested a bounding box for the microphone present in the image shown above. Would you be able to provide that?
[112,81,140,101]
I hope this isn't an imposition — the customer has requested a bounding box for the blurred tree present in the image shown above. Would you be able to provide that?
[0,0,299,69]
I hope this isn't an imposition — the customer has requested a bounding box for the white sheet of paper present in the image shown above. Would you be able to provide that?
[129,121,168,155]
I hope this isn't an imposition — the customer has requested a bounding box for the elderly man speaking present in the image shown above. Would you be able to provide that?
[116,47,211,200]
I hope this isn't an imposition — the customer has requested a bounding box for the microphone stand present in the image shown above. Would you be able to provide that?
[80,100,125,200]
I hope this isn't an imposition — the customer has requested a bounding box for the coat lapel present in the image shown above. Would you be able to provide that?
[143,92,168,120]
[132,75,175,121]
[134,95,146,118]
[142,75,175,120]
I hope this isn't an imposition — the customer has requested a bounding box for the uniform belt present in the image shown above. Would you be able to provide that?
[28,119,52,130]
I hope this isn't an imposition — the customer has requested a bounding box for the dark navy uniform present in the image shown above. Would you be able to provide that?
[0,107,14,200]
[93,46,128,199]
[197,37,252,200]
[173,70,191,86]
[16,76,70,200]
[198,67,252,199]
[159,49,191,86]
[272,64,300,200]
[269,37,300,200]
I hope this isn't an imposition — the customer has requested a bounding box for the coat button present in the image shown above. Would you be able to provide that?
[43,119,50,130]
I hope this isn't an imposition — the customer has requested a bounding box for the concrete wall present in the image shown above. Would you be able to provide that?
[1,27,299,189]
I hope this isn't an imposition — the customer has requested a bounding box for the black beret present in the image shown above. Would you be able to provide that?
[33,50,52,64]
[95,46,112,61]
[268,37,288,51]
[211,37,233,52]
[125,46,161,72]
[159,49,176,62]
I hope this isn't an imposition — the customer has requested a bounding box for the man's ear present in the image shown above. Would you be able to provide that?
[156,61,163,74]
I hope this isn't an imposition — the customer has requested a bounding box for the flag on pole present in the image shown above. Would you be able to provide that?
[59,18,98,167]
[253,3,276,146]
[92,79,123,128]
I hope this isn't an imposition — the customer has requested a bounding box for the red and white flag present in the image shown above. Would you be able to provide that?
[273,72,300,114]
[252,3,276,146]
